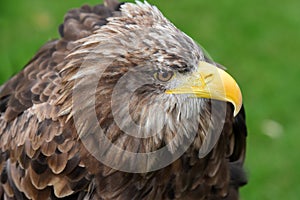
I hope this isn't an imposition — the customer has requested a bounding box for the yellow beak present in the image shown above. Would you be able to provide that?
[165,61,242,116]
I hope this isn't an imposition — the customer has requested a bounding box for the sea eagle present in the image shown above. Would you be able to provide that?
[0,0,247,199]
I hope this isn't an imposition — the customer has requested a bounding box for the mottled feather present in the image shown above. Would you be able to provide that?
[0,1,247,199]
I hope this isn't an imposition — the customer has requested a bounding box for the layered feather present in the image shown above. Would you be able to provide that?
[0,1,247,199]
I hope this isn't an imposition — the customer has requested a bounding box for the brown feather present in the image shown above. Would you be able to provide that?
[48,152,68,174]
[0,1,247,199]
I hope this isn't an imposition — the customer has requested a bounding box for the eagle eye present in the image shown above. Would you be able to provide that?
[154,70,175,82]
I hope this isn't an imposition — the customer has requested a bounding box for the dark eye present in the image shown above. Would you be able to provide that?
[154,70,175,82]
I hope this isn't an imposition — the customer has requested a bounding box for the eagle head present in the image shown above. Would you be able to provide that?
[59,1,242,172]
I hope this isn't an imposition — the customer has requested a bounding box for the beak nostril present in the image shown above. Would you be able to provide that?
[204,74,213,79]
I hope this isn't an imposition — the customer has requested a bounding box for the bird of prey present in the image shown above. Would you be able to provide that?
[0,0,247,199]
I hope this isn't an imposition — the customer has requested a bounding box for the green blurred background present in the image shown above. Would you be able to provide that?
[0,0,299,199]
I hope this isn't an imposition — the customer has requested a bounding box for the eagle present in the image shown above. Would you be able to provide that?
[0,0,247,199]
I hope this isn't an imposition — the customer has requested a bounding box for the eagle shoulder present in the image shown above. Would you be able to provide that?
[0,1,122,199]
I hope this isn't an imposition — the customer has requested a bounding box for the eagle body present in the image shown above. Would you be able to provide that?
[0,1,247,199]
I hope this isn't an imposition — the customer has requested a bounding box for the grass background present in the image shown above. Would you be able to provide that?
[0,0,299,199]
